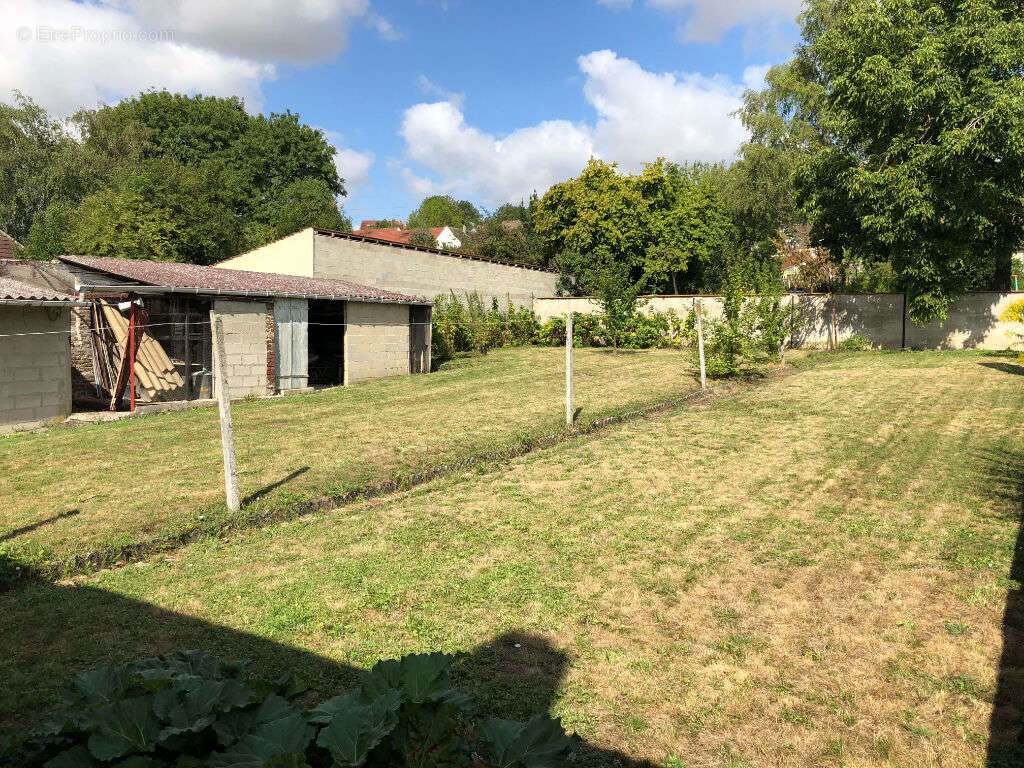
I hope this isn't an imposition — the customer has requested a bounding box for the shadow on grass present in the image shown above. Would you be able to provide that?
[975,449,1024,767]
[242,467,310,505]
[979,361,1024,377]
[0,557,657,768]
[0,509,80,543]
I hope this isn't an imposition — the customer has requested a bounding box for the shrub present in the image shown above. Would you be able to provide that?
[3,650,578,768]
[431,292,542,365]
[837,334,871,351]
[695,269,796,378]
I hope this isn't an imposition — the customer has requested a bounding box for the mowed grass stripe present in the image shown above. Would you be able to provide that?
[2,351,1022,767]
[0,347,698,571]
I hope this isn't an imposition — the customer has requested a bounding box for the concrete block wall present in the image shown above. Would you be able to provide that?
[534,291,1024,351]
[0,306,72,431]
[344,301,410,385]
[212,299,270,398]
[313,233,559,309]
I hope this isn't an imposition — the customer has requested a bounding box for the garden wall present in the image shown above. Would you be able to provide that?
[533,292,1024,351]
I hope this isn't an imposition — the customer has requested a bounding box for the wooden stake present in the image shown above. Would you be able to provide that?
[210,311,240,512]
[565,311,575,427]
[695,298,707,390]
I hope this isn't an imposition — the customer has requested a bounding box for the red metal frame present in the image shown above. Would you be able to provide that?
[128,301,136,412]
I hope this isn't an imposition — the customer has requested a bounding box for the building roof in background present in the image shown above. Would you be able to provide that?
[58,255,429,304]
[0,231,23,261]
[0,275,81,303]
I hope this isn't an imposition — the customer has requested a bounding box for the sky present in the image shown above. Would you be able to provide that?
[0,0,803,226]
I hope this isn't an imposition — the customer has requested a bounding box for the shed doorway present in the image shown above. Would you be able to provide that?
[308,300,345,387]
[409,305,430,373]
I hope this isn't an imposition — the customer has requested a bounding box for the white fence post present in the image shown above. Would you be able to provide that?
[210,311,241,512]
[695,298,707,391]
[565,311,574,427]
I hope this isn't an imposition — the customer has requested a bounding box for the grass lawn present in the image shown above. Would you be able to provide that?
[0,346,697,573]
[3,351,1023,767]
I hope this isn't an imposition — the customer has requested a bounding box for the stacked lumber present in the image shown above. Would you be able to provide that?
[91,300,185,404]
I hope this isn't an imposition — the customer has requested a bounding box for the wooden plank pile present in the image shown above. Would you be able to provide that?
[90,300,185,409]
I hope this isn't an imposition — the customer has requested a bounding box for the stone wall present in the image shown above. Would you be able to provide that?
[344,301,410,385]
[534,291,1024,351]
[313,232,558,309]
[212,299,271,397]
[0,305,72,431]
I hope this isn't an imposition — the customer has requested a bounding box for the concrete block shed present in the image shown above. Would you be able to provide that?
[48,255,431,405]
[217,226,560,310]
[0,276,85,431]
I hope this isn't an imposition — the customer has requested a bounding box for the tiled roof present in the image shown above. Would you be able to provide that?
[58,255,427,304]
[0,275,80,303]
[0,231,23,261]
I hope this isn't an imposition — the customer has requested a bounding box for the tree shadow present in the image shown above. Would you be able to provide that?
[979,361,1024,377]
[975,449,1024,767]
[0,509,80,543]
[0,558,657,767]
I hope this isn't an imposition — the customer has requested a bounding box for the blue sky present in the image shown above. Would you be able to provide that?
[2,0,803,225]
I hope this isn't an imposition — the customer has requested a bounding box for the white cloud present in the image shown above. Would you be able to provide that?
[649,0,801,42]
[0,0,380,116]
[112,0,371,65]
[398,50,750,206]
[598,0,801,44]
[320,129,374,194]
[417,75,464,108]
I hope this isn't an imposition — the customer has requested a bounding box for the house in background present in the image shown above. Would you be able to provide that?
[0,275,84,431]
[350,223,462,249]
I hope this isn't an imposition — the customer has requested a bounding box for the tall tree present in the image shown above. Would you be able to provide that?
[747,0,1024,322]
[407,195,481,229]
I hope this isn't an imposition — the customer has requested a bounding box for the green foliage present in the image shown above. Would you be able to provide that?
[407,230,439,249]
[430,292,540,366]
[3,650,577,768]
[535,158,737,296]
[837,334,871,352]
[697,261,796,377]
[536,310,683,351]
[1,90,350,263]
[583,258,648,349]
[407,196,480,230]
[745,0,1024,322]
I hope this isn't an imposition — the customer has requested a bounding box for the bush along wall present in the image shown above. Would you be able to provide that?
[430,291,689,366]
[4,650,579,768]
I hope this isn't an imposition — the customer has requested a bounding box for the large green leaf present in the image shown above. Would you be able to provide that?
[43,745,96,768]
[64,666,132,708]
[366,653,453,704]
[86,697,160,762]
[314,694,399,767]
[207,712,313,768]
[213,695,297,748]
[477,715,576,768]
[154,678,256,742]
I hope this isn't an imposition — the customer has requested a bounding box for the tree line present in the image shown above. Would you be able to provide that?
[1,91,349,264]
[3,0,1022,323]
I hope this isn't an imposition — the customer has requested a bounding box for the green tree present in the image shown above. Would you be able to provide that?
[407,195,481,229]
[407,229,439,248]
[68,159,244,264]
[583,255,648,349]
[534,159,653,294]
[747,0,1024,322]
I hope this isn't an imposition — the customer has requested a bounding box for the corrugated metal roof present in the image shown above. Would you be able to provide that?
[58,255,427,304]
[0,275,80,303]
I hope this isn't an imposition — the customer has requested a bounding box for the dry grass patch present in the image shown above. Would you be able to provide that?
[0,346,696,571]
[2,351,1022,768]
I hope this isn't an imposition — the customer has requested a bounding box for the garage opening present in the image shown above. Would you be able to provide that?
[308,300,345,387]
[410,305,430,373]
